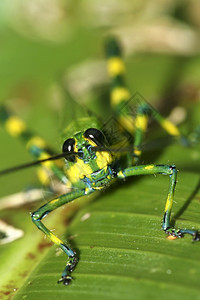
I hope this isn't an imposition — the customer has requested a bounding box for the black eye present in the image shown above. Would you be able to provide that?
[84,128,106,147]
[62,138,76,162]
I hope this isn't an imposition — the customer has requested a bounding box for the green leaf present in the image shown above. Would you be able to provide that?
[8,141,200,300]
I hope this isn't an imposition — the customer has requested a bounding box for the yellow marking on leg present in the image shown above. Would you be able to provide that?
[161,120,180,136]
[135,115,148,132]
[39,153,53,168]
[50,198,60,205]
[5,116,26,137]
[164,195,172,212]
[144,165,154,170]
[26,136,47,150]
[118,170,125,178]
[111,87,130,106]
[49,232,62,245]
[118,115,135,134]
[133,148,141,156]
[107,57,125,77]
[37,168,50,185]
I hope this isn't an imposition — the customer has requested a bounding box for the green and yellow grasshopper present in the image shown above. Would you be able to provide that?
[0,37,199,285]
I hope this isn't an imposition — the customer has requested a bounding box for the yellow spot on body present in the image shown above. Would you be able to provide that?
[85,138,96,147]
[37,168,50,185]
[49,233,62,245]
[96,151,112,169]
[5,116,26,137]
[74,140,78,152]
[111,87,130,106]
[144,165,154,170]
[107,57,125,77]
[26,136,47,150]
[161,120,180,136]
[135,115,148,132]
[66,158,93,184]
[167,235,178,240]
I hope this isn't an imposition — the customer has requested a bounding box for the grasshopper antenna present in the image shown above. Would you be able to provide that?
[0,152,78,176]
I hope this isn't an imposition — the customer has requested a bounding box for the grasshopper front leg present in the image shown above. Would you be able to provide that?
[117,164,200,240]
[31,188,90,285]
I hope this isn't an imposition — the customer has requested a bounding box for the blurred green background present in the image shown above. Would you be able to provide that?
[0,1,200,299]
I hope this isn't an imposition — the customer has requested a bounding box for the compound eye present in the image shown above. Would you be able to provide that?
[84,128,106,147]
[62,138,76,162]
